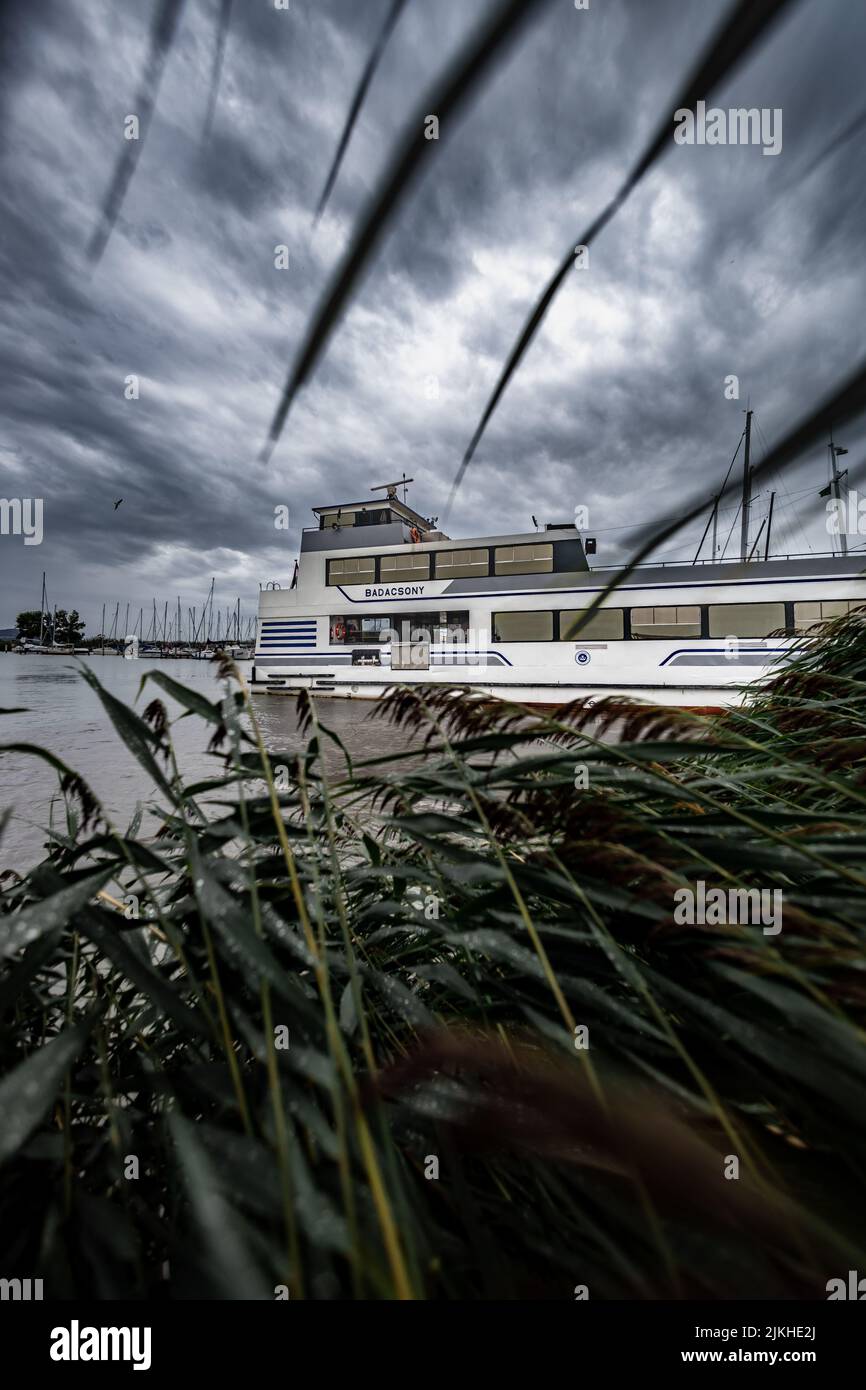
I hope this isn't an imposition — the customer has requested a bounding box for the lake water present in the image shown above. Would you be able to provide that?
[0,654,422,865]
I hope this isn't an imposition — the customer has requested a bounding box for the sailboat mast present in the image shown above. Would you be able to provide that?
[740,409,753,561]
[693,500,716,563]
[765,491,775,561]
[829,431,849,559]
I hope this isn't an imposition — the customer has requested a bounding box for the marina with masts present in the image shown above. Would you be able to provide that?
[11,573,254,659]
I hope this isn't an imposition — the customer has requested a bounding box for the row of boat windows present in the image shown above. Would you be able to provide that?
[327,543,554,585]
[492,600,865,642]
[323,600,863,645]
[318,508,394,529]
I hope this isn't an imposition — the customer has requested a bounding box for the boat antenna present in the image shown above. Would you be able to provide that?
[371,477,414,501]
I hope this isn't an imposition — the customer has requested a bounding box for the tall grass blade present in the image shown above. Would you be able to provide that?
[87,0,185,263]
[314,0,408,224]
[261,0,551,461]
[443,0,801,517]
[201,0,233,145]
[0,1020,96,1164]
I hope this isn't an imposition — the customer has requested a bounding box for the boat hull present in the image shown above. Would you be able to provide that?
[249,666,767,710]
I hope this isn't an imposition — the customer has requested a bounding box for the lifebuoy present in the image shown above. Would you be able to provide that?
[409,526,421,544]
[334,620,346,641]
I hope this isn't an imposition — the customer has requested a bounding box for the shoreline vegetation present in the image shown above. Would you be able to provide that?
[1,617,865,1299]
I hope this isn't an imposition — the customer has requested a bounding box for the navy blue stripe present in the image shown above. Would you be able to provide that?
[335,576,865,603]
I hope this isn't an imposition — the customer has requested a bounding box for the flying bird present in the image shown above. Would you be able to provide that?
[113,498,123,510]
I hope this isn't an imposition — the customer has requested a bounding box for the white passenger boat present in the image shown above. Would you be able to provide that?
[251,478,865,710]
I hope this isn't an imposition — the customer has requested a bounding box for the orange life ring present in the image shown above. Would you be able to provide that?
[409,526,421,544]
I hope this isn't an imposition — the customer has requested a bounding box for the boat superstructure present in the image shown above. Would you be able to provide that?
[250,480,866,709]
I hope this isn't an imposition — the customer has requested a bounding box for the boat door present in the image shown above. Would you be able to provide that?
[391,639,430,670]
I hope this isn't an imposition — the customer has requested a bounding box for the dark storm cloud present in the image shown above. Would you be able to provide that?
[1,0,864,630]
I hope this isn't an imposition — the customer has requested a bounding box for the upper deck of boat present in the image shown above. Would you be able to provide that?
[300,496,865,586]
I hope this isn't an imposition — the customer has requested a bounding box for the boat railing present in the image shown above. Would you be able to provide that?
[295,535,853,567]
[590,550,853,571]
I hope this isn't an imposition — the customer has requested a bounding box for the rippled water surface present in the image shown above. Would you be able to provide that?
[0,655,422,864]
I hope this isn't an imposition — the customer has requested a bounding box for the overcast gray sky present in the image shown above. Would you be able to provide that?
[1,0,864,633]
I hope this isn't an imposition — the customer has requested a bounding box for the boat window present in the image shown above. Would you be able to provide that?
[329,616,392,644]
[434,548,489,579]
[329,612,470,644]
[432,610,470,642]
[560,608,624,640]
[326,556,376,586]
[492,611,553,641]
[386,614,434,643]
[708,603,786,638]
[320,508,393,529]
[494,543,553,575]
[379,552,431,582]
[793,599,866,632]
[630,605,700,638]
[391,610,470,642]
